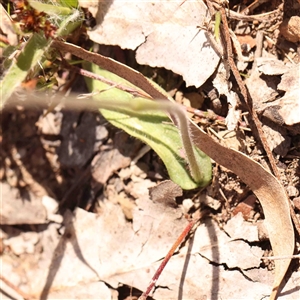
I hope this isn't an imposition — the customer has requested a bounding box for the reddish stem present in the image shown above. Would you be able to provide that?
[0,275,33,300]
[138,219,196,300]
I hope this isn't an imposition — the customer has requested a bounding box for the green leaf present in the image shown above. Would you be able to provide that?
[28,0,72,15]
[85,63,212,190]
[0,9,81,108]
[58,0,78,8]
[0,33,49,104]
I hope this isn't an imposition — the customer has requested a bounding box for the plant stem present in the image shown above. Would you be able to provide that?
[138,219,196,300]
[6,92,204,184]
[127,99,204,184]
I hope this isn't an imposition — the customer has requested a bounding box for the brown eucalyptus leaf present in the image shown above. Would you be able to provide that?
[190,121,294,300]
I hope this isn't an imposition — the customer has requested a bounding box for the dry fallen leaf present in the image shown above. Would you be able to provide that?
[0,182,47,225]
[223,212,259,242]
[194,220,264,270]
[2,196,298,299]
[91,131,142,185]
[190,122,294,299]
[277,88,300,126]
[256,64,300,127]
[246,71,279,108]
[212,63,241,130]
[262,123,291,157]
[256,57,291,75]
[277,64,300,126]
[80,0,220,87]
[247,58,300,137]
[149,180,182,208]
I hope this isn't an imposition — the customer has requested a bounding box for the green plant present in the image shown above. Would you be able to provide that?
[84,63,212,190]
[0,0,82,104]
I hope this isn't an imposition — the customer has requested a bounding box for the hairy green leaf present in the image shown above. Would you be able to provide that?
[85,63,212,190]
[0,8,81,108]
[28,0,72,15]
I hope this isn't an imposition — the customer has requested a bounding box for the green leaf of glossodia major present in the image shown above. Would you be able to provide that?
[84,63,212,190]
[28,0,73,15]
[0,8,81,108]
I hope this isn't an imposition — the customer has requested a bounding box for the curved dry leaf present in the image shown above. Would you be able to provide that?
[50,41,294,299]
[80,0,220,87]
[190,122,294,299]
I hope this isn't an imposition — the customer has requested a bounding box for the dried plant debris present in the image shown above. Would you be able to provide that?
[149,180,182,208]
[1,205,298,299]
[248,61,300,134]
[0,182,47,225]
[80,0,220,87]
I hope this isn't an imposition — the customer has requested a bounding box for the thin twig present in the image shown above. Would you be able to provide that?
[263,254,300,260]
[216,3,279,178]
[0,275,33,300]
[62,61,152,99]
[138,219,197,300]
[226,7,279,22]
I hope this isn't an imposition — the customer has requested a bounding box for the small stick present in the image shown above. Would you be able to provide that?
[263,254,300,261]
[0,275,33,300]
[62,61,152,99]
[138,219,197,300]
[218,5,279,178]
